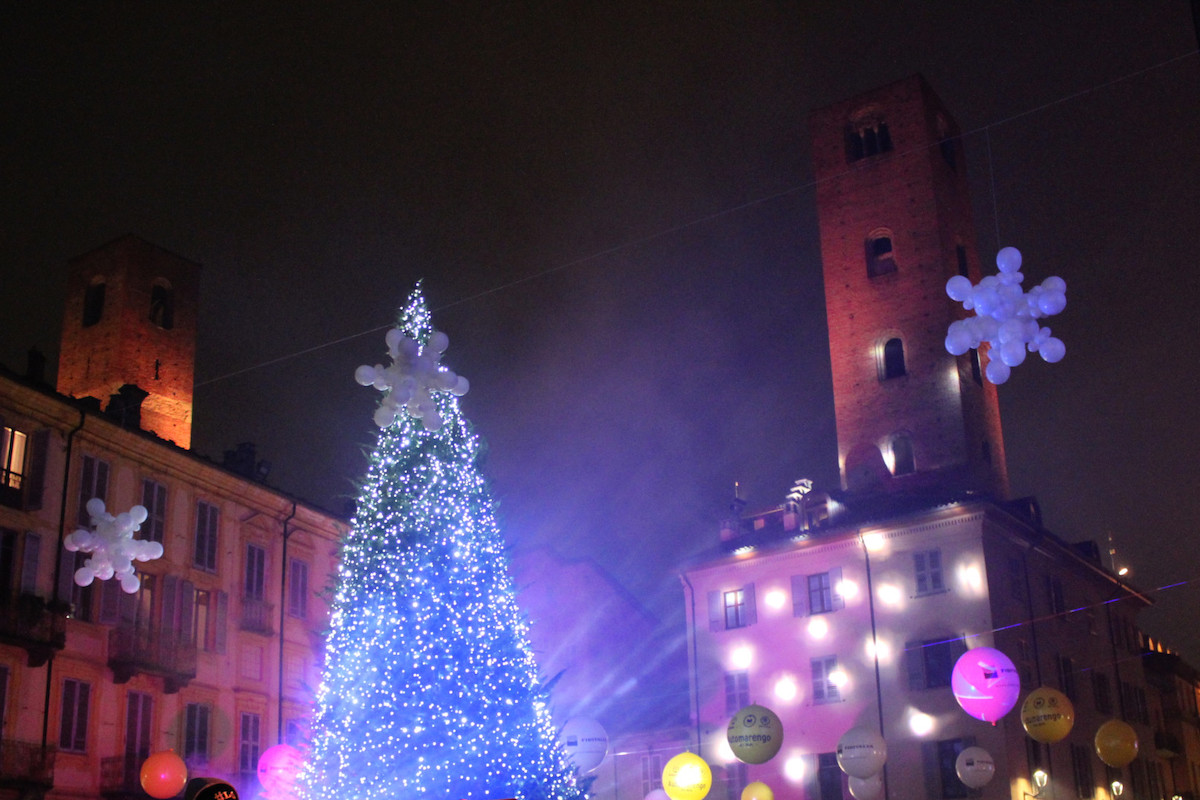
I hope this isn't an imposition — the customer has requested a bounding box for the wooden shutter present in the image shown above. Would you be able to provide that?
[743,583,757,626]
[906,640,925,690]
[830,567,845,610]
[790,575,805,616]
[20,531,40,595]
[179,581,195,646]
[214,590,228,653]
[708,590,723,632]
[24,429,49,510]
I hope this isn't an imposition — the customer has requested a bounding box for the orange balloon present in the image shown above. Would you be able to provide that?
[1094,719,1138,768]
[140,750,188,799]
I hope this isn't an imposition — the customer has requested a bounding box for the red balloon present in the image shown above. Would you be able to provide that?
[140,750,188,799]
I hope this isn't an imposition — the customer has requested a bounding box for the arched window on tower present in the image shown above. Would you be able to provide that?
[82,277,106,327]
[845,106,893,163]
[149,280,174,330]
[866,231,897,277]
[891,433,915,476]
[880,337,906,381]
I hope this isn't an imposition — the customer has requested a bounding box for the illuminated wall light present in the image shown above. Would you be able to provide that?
[865,637,892,663]
[828,668,848,689]
[783,755,807,783]
[774,676,798,703]
[877,583,902,606]
[907,710,935,736]
[862,532,886,552]
[957,563,984,595]
[764,588,787,610]
[730,645,754,670]
[807,616,829,640]
[716,738,735,764]
[836,578,859,600]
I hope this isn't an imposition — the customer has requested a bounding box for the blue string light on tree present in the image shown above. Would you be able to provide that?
[944,247,1067,384]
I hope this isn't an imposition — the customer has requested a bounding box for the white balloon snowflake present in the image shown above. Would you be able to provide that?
[355,328,470,431]
[64,498,164,593]
[944,246,1067,385]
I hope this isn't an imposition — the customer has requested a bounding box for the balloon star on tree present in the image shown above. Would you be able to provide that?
[297,283,584,800]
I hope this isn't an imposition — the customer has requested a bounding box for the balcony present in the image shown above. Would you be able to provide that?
[0,738,55,794]
[1155,729,1183,758]
[100,754,144,798]
[0,592,66,667]
[108,625,197,693]
[239,596,274,635]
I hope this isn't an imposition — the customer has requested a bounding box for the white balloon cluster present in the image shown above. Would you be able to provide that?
[355,328,470,431]
[64,499,164,593]
[944,246,1067,385]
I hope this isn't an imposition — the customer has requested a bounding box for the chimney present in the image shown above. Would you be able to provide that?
[105,384,150,431]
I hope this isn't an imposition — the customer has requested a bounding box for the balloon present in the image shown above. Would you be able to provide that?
[354,364,377,386]
[984,360,1011,385]
[726,704,783,764]
[1021,687,1075,743]
[646,791,671,800]
[742,781,774,800]
[1039,337,1065,363]
[946,275,973,301]
[836,726,887,779]
[74,566,95,586]
[1095,719,1138,767]
[662,752,711,800]
[996,246,1023,273]
[848,773,883,800]
[560,718,608,772]
[186,778,240,800]
[955,746,996,788]
[951,647,1021,722]
[999,340,1027,368]
[258,743,303,796]
[140,750,188,799]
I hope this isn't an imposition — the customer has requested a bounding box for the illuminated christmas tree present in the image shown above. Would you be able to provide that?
[298,285,584,800]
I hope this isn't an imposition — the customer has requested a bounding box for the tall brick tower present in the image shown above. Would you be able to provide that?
[811,76,1008,498]
[57,235,199,448]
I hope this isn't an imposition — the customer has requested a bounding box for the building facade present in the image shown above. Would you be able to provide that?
[0,236,346,800]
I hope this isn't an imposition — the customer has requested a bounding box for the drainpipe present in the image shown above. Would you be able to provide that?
[859,532,889,800]
[277,501,297,743]
[678,573,703,755]
[43,408,87,751]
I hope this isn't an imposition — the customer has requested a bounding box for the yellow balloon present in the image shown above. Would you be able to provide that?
[727,704,784,764]
[662,752,712,800]
[1095,719,1138,768]
[1021,687,1075,744]
[742,781,774,800]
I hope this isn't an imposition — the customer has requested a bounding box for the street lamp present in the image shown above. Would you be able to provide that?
[1033,769,1049,796]
[1111,781,1124,797]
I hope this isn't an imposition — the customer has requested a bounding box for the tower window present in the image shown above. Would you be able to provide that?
[846,121,893,162]
[891,433,915,475]
[149,281,174,330]
[82,279,106,327]
[866,233,896,277]
[956,245,969,277]
[880,338,906,380]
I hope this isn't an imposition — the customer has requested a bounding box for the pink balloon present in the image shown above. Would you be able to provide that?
[952,647,1021,722]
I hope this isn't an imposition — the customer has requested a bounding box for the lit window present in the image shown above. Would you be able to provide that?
[725,589,747,629]
[1,426,27,491]
[914,549,945,595]
[811,655,840,703]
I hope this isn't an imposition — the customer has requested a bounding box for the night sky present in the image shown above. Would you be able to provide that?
[3,4,1199,662]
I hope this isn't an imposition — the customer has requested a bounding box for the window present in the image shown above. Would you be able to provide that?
[285,718,306,748]
[914,549,945,595]
[866,233,897,277]
[727,761,748,799]
[142,479,168,543]
[812,655,840,704]
[969,348,983,386]
[808,569,844,614]
[77,454,109,526]
[1071,743,1095,798]
[149,280,174,329]
[83,278,106,327]
[245,544,266,601]
[0,528,40,602]
[725,672,750,715]
[881,338,906,380]
[845,113,893,162]
[59,678,91,753]
[1048,576,1066,617]
[1057,655,1077,701]
[709,585,756,631]
[1007,556,1024,603]
[288,559,309,619]
[126,691,153,765]
[817,752,844,800]
[184,702,211,764]
[194,501,219,571]
[239,712,261,772]
[193,589,228,653]
[931,739,970,799]
[908,637,967,690]
[1,425,27,500]
[641,753,664,796]
[890,434,915,476]
[956,245,969,277]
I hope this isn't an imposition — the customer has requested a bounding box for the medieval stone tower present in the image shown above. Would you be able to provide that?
[811,75,1009,498]
[57,235,199,448]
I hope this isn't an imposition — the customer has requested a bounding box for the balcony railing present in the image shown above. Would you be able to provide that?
[0,592,66,667]
[239,596,274,635]
[108,625,197,693]
[0,738,55,788]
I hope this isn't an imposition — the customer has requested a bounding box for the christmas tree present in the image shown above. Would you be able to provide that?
[297,285,584,800]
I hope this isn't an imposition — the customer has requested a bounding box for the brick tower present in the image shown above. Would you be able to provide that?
[811,75,1008,498]
[57,235,199,448]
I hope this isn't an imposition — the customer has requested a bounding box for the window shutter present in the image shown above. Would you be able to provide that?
[214,590,228,653]
[179,581,195,646]
[952,636,968,669]
[20,531,40,595]
[57,547,77,605]
[24,430,49,510]
[708,591,723,632]
[161,575,178,631]
[98,580,121,625]
[921,741,940,800]
[906,640,925,690]
[790,575,805,617]
[743,584,757,626]
[831,567,845,610]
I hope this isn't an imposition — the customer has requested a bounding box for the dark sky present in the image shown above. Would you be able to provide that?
[3,3,1199,661]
